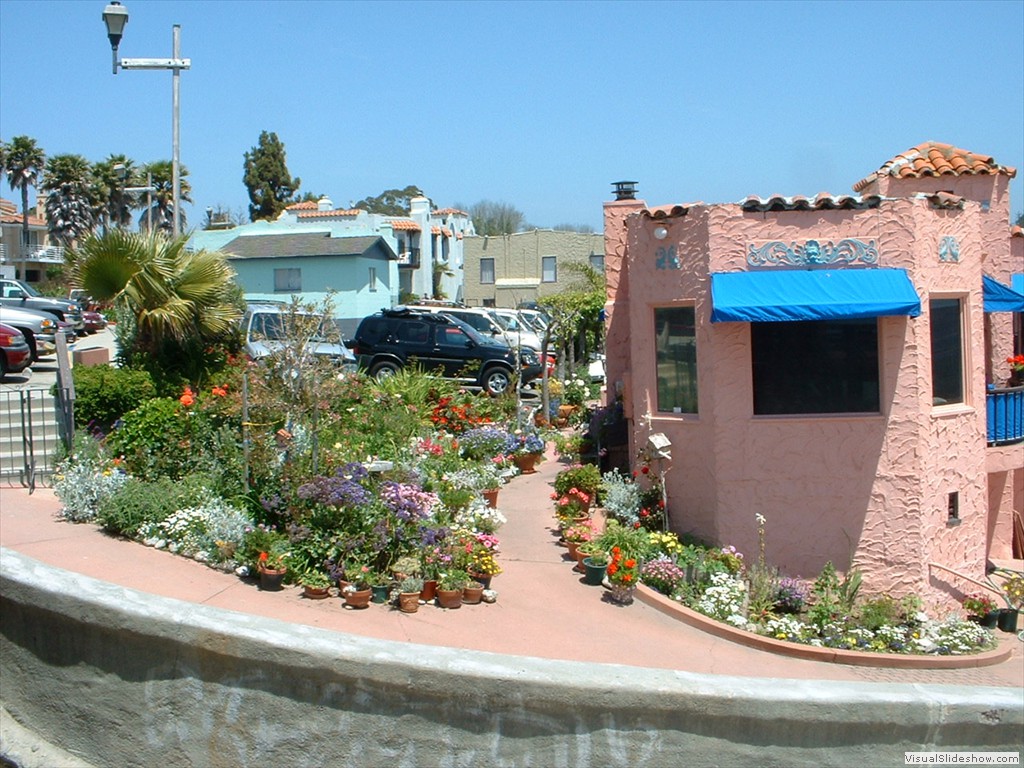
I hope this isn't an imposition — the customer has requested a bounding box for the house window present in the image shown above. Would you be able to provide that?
[654,306,698,413]
[752,319,880,415]
[930,297,964,406]
[589,253,605,272]
[480,258,495,285]
[542,256,557,283]
[482,298,496,308]
[273,268,301,292]
[368,267,377,292]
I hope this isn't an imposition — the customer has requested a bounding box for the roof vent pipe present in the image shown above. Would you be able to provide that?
[612,181,638,201]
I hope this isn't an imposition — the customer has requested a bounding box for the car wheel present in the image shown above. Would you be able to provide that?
[370,360,401,380]
[0,351,7,378]
[482,366,512,396]
[21,329,37,361]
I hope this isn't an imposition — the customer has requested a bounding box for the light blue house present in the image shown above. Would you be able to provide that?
[220,232,398,335]
[188,195,474,318]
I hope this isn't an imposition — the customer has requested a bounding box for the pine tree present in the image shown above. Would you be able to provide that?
[243,131,300,222]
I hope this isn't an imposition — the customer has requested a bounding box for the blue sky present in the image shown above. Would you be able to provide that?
[2,0,1022,231]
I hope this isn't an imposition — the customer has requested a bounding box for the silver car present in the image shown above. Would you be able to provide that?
[0,305,67,361]
[242,303,357,372]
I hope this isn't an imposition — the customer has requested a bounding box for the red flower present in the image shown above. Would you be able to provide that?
[641,466,649,475]
[258,552,268,563]
[633,522,641,529]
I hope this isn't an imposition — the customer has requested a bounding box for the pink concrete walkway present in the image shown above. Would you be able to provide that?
[1,446,1021,689]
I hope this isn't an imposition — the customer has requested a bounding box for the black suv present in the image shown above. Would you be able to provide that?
[348,307,541,395]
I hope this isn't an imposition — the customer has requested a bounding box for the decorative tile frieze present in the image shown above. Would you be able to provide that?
[746,238,879,268]
[656,245,681,270]
[938,236,960,263]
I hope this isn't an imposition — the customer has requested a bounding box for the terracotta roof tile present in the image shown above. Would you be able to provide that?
[1012,226,1023,238]
[0,213,46,226]
[431,226,441,235]
[296,209,362,219]
[853,141,1017,191]
[434,208,468,217]
[285,200,319,210]
[640,204,691,220]
[922,191,965,209]
[442,228,452,237]
[389,219,421,231]
[739,193,881,212]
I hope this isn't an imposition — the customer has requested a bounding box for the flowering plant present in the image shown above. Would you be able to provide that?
[553,487,591,518]
[961,593,997,616]
[561,519,595,544]
[1008,355,1024,385]
[468,547,503,576]
[459,426,518,460]
[513,431,545,456]
[1001,575,1024,609]
[640,557,685,596]
[554,463,602,497]
[605,546,639,587]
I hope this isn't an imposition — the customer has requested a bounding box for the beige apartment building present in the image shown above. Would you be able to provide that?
[462,229,604,308]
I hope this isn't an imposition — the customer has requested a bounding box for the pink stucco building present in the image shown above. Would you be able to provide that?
[603,142,1023,608]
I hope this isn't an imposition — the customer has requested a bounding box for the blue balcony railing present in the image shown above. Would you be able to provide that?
[986,386,1024,445]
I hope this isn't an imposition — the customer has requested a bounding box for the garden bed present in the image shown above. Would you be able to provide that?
[634,583,1015,669]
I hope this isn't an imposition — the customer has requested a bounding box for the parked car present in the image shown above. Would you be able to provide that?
[347,306,541,395]
[0,322,33,378]
[242,303,357,371]
[410,303,545,355]
[0,278,84,334]
[0,306,63,361]
[81,310,108,334]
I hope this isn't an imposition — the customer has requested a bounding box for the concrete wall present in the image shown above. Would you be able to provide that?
[3,549,1021,768]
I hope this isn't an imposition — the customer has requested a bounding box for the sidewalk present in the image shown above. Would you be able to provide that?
[1,445,1021,689]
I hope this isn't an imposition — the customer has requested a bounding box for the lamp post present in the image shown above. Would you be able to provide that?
[102,1,190,237]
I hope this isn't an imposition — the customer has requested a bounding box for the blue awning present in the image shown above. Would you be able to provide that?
[1012,273,1024,296]
[983,274,1024,313]
[710,268,921,323]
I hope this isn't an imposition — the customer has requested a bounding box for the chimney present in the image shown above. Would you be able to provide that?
[318,196,333,211]
[612,181,638,201]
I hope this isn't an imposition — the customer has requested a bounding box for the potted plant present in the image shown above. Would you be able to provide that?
[462,579,486,605]
[997,574,1024,632]
[467,545,502,589]
[511,431,546,473]
[1006,354,1024,387]
[397,576,423,613]
[256,540,290,591]
[560,519,595,563]
[553,463,602,500]
[581,549,609,586]
[961,592,999,627]
[342,563,373,609]
[553,488,593,524]
[436,570,469,609]
[605,545,640,605]
[299,569,331,600]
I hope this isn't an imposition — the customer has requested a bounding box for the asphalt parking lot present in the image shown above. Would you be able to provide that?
[0,327,118,392]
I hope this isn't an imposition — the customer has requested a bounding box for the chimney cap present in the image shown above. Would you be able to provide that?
[612,181,638,200]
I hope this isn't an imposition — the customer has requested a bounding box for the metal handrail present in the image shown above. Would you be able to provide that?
[986,385,1024,446]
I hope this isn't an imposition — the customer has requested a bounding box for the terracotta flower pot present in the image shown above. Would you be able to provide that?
[343,588,372,609]
[258,566,286,591]
[462,582,485,605]
[419,579,438,602]
[436,588,462,609]
[513,453,541,474]
[482,488,499,508]
[467,572,492,589]
[302,585,331,600]
[398,592,420,613]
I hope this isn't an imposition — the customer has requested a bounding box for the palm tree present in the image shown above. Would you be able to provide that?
[42,154,96,246]
[2,136,46,279]
[92,154,139,232]
[69,230,240,371]
[140,160,192,234]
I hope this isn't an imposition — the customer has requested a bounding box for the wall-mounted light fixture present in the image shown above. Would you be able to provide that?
[653,225,668,240]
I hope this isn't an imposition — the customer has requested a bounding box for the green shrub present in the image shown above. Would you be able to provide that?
[553,463,602,496]
[96,475,210,537]
[69,365,156,430]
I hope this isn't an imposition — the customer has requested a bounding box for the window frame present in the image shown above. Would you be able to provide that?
[929,293,968,409]
[480,258,495,285]
[368,267,377,292]
[652,304,698,415]
[750,317,883,417]
[541,256,557,283]
[273,267,301,293]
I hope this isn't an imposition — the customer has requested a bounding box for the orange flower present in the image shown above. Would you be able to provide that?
[180,385,195,407]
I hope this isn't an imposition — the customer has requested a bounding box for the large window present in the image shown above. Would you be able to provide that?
[930,297,964,405]
[752,319,880,415]
[368,267,377,292]
[589,253,605,272]
[273,268,301,292]
[480,258,495,284]
[654,306,698,413]
[542,256,557,283]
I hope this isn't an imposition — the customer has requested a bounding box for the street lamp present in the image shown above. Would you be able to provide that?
[102,1,190,237]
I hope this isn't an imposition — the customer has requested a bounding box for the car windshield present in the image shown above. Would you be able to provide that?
[251,312,341,343]
[4,281,41,298]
